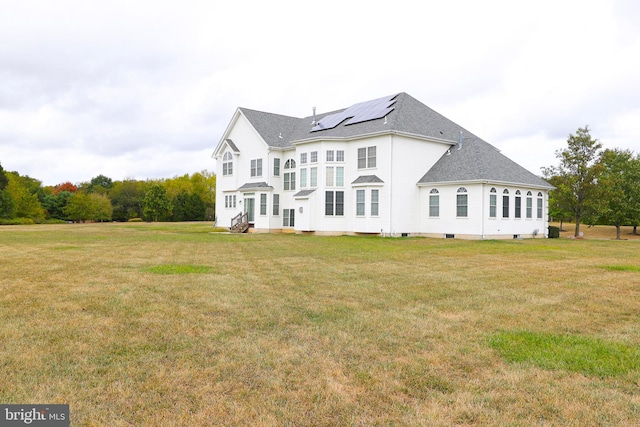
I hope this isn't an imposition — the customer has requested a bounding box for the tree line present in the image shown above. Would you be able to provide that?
[543,126,640,239]
[0,166,216,224]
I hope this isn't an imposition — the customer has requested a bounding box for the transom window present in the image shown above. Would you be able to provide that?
[326,150,334,162]
[310,151,318,163]
[300,153,307,164]
[336,150,344,162]
[357,146,376,169]
[456,187,468,217]
[223,152,233,176]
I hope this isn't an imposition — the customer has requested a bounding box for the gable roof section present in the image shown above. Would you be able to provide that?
[225,139,239,153]
[239,108,302,149]
[418,139,553,189]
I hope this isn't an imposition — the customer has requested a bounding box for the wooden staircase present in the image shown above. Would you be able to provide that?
[230,212,250,233]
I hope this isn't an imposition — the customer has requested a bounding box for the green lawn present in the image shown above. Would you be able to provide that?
[1,223,639,425]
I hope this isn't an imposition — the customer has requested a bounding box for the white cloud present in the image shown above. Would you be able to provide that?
[1,0,639,185]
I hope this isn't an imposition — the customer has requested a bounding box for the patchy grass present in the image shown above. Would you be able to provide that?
[143,264,214,274]
[1,222,640,425]
[489,331,640,377]
[600,265,640,272]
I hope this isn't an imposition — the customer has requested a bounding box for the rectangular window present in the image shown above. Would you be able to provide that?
[272,194,279,216]
[310,151,318,163]
[357,148,366,169]
[326,150,334,162]
[371,189,379,216]
[300,153,307,164]
[326,167,334,186]
[250,159,262,177]
[273,158,280,176]
[336,150,344,162]
[336,167,344,187]
[368,146,376,168]
[300,168,307,188]
[283,209,295,227]
[515,196,522,218]
[310,167,317,187]
[456,194,468,217]
[223,162,232,176]
[260,193,267,216]
[357,146,376,169]
[429,194,439,217]
[537,197,543,219]
[284,172,296,190]
[356,189,365,216]
[526,197,532,219]
[225,195,237,208]
[325,191,344,216]
[489,194,497,218]
[503,196,509,218]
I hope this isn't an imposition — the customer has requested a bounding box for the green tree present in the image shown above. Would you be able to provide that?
[172,191,206,221]
[110,179,148,221]
[595,149,640,239]
[542,126,602,237]
[64,193,93,222]
[91,193,113,222]
[41,190,74,220]
[5,172,45,222]
[0,163,12,218]
[143,185,172,222]
[87,174,113,195]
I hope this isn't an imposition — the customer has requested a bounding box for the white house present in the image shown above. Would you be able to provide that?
[212,92,553,239]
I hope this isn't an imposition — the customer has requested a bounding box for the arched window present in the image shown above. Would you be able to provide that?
[502,189,510,218]
[456,187,468,217]
[222,152,233,176]
[515,190,522,218]
[489,187,497,218]
[429,188,439,217]
[537,192,544,219]
[526,191,533,218]
[284,159,296,191]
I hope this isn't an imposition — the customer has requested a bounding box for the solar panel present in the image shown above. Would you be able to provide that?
[311,94,397,132]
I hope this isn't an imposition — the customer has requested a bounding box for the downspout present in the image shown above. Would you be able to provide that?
[389,134,394,236]
[481,182,485,239]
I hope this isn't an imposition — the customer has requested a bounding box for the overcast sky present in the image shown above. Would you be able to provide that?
[1,0,639,186]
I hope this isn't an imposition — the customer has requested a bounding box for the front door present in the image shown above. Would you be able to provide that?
[244,197,255,222]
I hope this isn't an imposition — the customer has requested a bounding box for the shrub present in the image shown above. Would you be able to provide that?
[128,218,144,222]
[548,225,560,238]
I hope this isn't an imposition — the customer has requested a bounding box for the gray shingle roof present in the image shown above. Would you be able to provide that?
[238,92,552,189]
[293,189,316,198]
[418,139,553,188]
[225,139,240,152]
[237,182,273,191]
[352,175,384,184]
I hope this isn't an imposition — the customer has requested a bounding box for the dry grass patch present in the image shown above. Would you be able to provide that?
[1,222,640,425]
